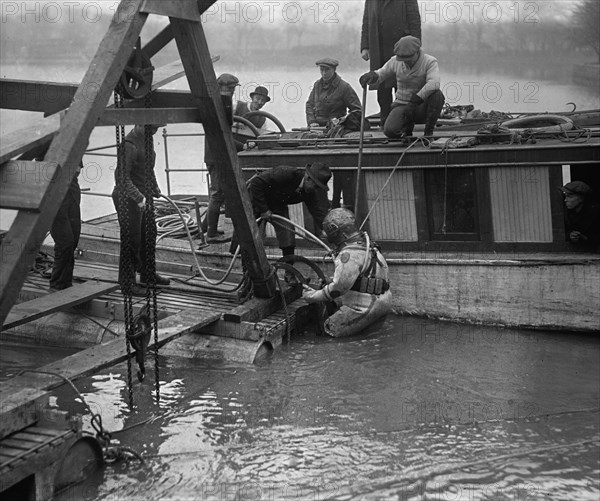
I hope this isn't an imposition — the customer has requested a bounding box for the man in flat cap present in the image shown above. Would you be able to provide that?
[235,85,271,130]
[306,58,362,128]
[201,73,244,243]
[360,0,422,127]
[360,35,445,139]
[560,180,600,250]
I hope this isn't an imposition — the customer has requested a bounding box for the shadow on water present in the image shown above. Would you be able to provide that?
[43,314,599,501]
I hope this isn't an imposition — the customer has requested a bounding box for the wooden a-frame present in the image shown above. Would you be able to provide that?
[0,0,276,327]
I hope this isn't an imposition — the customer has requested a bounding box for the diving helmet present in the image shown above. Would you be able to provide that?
[322,208,359,246]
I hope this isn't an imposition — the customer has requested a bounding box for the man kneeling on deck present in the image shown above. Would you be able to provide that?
[302,208,392,337]
[359,35,444,138]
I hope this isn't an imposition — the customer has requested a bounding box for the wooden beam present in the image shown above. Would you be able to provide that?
[0,0,149,326]
[222,287,301,323]
[1,282,118,331]
[0,161,59,211]
[152,56,219,90]
[0,78,197,115]
[142,24,173,58]
[97,106,201,125]
[0,79,77,115]
[171,14,276,298]
[0,389,48,438]
[0,309,220,401]
[142,0,202,20]
[0,114,60,164]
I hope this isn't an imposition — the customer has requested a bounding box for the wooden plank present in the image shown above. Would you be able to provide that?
[171,13,276,298]
[142,24,174,58]
[0,429,76,494]
[142,0,202,20]
[0,309,220,402]
[97,106,201,126]
[0,78,198,115]
[0,114,60,164]
[151,56,219,90]
[202,299,306,341]
[223,287,301,323]
[0,389,48,439]
[0,161,59,211]
[2,282,119,331]
[0,0,149,327]
[0,79,77,115]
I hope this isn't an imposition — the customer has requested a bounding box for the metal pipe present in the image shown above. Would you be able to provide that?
[354,86,368,215]
[163,127,171,196]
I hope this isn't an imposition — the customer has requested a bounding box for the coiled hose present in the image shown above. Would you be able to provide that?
[157,195,332,291]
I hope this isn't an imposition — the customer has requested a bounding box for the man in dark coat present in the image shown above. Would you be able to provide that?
[113,124,170,295]
[306,58,361,127]
[248,163,332,259]
[560,181,600,252]
[202,73,244,243]
[360,0,422,126]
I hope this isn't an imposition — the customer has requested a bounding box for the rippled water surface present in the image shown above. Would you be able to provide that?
[25,315,597,501]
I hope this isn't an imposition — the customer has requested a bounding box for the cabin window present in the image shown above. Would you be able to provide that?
[425,168,479,240]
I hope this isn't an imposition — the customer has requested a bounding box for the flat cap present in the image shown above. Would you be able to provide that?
[393,35,421,60]
[315,58,339,68]
[560,180,592,196]
[216,73,240,86]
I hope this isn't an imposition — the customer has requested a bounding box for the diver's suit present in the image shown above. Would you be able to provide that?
[304,234,392,337]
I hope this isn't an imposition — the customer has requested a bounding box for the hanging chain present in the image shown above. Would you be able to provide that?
[114,85,135,408]
[143,92,161,404]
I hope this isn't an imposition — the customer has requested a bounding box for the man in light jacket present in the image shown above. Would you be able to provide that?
[360,35,445,139]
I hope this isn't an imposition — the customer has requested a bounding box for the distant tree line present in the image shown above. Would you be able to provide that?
[1,1,598,67]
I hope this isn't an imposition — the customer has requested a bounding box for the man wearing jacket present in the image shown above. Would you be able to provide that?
[113,123,169,295]
[361,0,422,127]
[306,58,361,127]
[360,35,445,139]
[248,163,332,259]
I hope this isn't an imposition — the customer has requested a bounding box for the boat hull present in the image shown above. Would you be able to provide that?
[72,228,600,332]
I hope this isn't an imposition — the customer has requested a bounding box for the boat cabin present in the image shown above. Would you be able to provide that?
[238,135,600,253]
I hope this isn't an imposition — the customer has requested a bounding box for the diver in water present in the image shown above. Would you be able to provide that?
[302,208,392,337]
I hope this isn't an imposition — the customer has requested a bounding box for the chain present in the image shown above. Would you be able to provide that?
[143,92,161,404]
[114,86,134,407]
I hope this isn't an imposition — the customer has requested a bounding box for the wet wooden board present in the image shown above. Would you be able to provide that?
[2,282,119,331]
[0,309,221,404]
[0,426,77,495]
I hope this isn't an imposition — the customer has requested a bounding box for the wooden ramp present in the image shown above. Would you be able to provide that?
[1,282,118,331]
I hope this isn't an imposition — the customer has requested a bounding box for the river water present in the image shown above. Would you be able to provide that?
[1,61,599,500]
[2,318,597,500]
